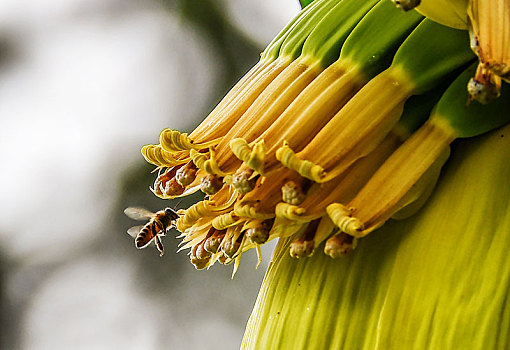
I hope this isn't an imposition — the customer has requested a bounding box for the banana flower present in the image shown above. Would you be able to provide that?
[126,0,510,347]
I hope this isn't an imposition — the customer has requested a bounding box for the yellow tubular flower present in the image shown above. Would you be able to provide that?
[270,89,441,254]
[276,19,474,183]
[212,57,325,174]
[277,131,403,222]
[276,68,414,182]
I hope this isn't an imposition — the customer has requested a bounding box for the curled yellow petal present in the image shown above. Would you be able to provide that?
[275,202,318,223]
[159,129,223,153]
[234,201,274,220]
[141,144,189,167]
[326,203,364,236]
[212,212,243,230]
[190,148,230,177]
[276,142,326,182]
[230,138,267,174]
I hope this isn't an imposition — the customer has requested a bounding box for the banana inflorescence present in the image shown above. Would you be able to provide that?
[130,0,510,272]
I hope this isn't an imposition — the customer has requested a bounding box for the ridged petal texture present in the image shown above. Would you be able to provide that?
[242,124,510,350]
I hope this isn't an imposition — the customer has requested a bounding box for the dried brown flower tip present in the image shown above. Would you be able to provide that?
[324,232,357,258]
[232,168,258,194]
[245,223,270,245]
[175,161,198,186]
[281,180,307,205]
[204,229,227,254]
[200,174,224,195]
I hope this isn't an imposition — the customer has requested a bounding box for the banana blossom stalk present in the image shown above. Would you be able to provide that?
[127,0,510,347]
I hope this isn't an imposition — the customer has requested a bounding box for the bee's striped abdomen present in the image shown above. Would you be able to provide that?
[135,221,156,248]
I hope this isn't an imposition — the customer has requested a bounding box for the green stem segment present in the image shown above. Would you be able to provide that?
[300,0,380,67]
[278,0,341,61]
[432,64,510,138]
[338,0,423,79]
[391,19,474,93]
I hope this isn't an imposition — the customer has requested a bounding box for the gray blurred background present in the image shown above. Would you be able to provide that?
[0,0,299,348]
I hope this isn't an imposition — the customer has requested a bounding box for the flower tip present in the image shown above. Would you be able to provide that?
[246,225,270,245]
[232,168,257,194]
[200,174,224,195]
[324,233,357,258]
[221,237,242,259]
[175,161,198,186]
[190,243,211,270]
[467,77,500,105]
[281,181,306,205]
[204,229,226,254]
[289,237,315,259]
[190,256,210,270]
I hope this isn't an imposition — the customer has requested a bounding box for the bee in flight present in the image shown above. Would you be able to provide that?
[124,207,179,257]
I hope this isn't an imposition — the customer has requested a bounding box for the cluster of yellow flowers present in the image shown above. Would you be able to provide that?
[129,0,509,275]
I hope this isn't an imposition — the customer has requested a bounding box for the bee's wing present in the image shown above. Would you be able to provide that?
[127,225,144,238]
[124,207,154,221]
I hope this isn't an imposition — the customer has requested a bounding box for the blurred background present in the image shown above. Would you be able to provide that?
[0,0,299,348]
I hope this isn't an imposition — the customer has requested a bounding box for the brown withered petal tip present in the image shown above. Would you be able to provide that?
[289,238,314,259]
[200,174,224,195]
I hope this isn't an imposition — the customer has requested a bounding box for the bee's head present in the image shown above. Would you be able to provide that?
[165,207,179,220]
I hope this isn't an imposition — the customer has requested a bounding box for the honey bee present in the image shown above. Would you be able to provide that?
[124,207,179,256]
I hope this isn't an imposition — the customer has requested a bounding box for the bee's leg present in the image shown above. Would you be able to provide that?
[165,224,175,234]
[155,235,165,257]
